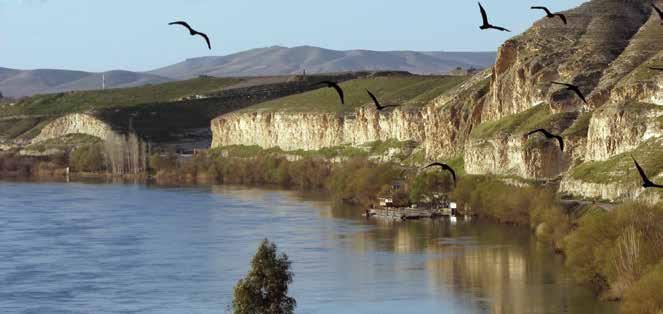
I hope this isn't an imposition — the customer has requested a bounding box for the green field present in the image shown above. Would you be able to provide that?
[245,75,467,113]
[0,77,242,118]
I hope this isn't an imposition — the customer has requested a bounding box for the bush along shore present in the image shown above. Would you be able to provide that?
[2,144,662,311]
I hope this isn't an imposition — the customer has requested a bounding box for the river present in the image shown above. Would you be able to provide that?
[0,181,618,313]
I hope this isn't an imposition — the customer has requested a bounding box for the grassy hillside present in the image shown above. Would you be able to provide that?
[245,75,466,113]
[0,76,242,118]
[470,104,579,139]
[570,137,663,185]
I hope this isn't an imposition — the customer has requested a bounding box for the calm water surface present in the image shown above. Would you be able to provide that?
[0,181,617,314]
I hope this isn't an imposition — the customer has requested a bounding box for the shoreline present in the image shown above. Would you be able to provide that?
[3,174,658,309]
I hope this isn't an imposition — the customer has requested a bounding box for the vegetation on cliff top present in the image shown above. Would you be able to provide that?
[570,137,663,185]
[470,104,579,140]
[0,76,242,118]
[245,75,466,113]
[0,116,47,139]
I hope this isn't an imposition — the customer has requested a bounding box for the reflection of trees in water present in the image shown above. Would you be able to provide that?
[334,209,617,314]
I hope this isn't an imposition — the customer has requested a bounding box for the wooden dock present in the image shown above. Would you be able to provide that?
[365,207,454,220]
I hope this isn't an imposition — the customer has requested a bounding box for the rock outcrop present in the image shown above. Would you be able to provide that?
[212,107,424,151]
[208,0,663,202]
[31,113,117,144]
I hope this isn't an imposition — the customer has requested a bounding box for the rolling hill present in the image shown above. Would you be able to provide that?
[149,45,496,79]
[0,46,496,98]
[0,68,173,99]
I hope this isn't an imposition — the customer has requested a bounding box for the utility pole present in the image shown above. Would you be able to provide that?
[102,74,106,90]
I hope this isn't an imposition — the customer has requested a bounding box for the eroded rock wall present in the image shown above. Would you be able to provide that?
[211,107,425,151]
[32,113,116,144]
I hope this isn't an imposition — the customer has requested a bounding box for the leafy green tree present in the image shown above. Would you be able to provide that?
[408,172,452,203]
[233,239,296,314]
[70,144,105,172]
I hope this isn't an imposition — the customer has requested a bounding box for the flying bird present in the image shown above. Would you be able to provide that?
[527,129,564,152]
[366,89,399,111]
[424,163,457,185]
[312,81,345,104]
[552,81,588,104]
[632,156,663,189]
[531,6,567,24]
[168,21,211,50]
[653,3,663,24]
[478,2,510,32]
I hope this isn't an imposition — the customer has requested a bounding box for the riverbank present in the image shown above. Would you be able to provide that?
[2,149,662,312]
[0,181,618,313]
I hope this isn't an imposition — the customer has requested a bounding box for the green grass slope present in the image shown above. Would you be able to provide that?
[470,104,579,140]
[245,75,466,113]
[0,76,242,118]
[570,137,663,185]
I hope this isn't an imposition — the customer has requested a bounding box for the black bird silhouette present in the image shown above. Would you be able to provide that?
[552,81,588,104]
[478,2,510,32]
[169,21,211,50]
[632,156,663,188]
[312,81,345,104]
[424,163,457,185]
[531,6,567,24]
[366,89,399,111]
[527,129,564,152]
[653,3,663,24]
[650,67,663,71]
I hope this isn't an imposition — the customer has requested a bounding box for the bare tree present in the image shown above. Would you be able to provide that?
[103,132,147,175]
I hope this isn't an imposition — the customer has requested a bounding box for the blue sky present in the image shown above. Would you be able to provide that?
[0,0,586,72]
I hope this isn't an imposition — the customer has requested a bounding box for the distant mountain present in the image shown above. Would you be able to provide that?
[148,46,497,79]
[0,46,496,98]
[0,68,172,99]
[0,67,90,98]
[44,70,172,95]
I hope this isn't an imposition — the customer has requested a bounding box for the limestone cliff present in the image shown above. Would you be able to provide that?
[209,0,663,202]
[32,113,117,144]
[212,107,424,151]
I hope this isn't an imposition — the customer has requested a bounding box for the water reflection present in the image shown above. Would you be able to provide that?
[0,182,617,314]
[321,202,616,314]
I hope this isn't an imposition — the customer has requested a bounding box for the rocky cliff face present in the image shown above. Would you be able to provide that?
[32,113,117,144]
[585,102,663,162]
[212,107,425,151]
[210,0,663,202]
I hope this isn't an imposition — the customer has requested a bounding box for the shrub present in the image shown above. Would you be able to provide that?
[69,144,105,172]
[149,153,177,172]
[408,171,453,203]
[563,202,663,298]
[622,261,663,314]
[531,205,571,249]
[233,239,296,314]
[450,175,556,225]
[327,158,400,205]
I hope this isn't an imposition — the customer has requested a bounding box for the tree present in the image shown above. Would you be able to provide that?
[408,172,453,203]
[70,144,105,172]
[233,239,296,314]
[0,90,3,99]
